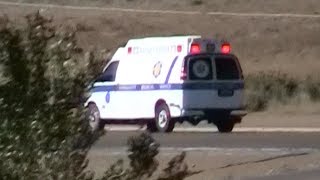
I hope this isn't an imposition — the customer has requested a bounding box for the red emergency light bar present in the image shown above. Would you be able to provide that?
[190,42,231,54]
[221,43,231,54]
[190,43,201,54]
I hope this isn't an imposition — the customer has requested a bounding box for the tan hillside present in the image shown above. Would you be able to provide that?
[0,0,320,78]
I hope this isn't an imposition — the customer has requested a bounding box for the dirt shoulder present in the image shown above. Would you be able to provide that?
[88,148,320,180]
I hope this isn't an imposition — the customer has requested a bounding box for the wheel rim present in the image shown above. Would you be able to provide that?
[158,110,168,128]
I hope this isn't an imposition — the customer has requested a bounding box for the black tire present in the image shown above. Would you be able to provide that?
[86,103,105,132]
[215,120,235,133]
[152,103,175,133]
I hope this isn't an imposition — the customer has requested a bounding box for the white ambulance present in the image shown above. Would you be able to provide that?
[85,35,247,133]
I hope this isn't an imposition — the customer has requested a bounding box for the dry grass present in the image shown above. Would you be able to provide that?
[245,72,320,112]
[1,4,320,78]
[2,0,320,14]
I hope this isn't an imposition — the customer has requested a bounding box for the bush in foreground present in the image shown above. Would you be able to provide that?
[0,12,198,180]
[0,11,105,179]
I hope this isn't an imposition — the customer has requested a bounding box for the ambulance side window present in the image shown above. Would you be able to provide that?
[96,61,119,82]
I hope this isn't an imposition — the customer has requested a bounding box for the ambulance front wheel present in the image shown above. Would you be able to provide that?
[86,103,105,132]
[148,103,175,133]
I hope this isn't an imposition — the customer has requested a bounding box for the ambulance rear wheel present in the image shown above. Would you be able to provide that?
[215,120,234,133]
[86,103,105,132]
[154,103,175,133]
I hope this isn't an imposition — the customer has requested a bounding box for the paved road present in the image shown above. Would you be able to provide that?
[93,131,320,149]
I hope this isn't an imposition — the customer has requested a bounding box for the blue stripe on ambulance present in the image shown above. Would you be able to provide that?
[91,82,244,93]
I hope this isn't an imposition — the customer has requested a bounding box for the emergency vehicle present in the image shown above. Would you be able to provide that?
[85,35,247,133]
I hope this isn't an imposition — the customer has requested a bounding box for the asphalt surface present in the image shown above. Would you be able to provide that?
[93,131,320,150]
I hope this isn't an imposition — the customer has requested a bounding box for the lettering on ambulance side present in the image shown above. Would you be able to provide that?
[131,45,181,55]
